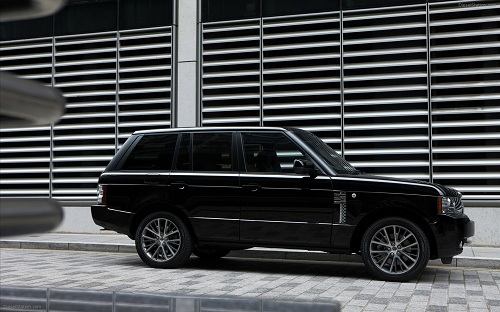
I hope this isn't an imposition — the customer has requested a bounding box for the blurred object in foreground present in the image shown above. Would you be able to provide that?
[0,286,341,311]
[0,198,63,237]
[0,72,65,128]
[0,0,65,22]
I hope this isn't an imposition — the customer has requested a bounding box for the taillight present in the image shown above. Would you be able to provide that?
[97,184,107,205]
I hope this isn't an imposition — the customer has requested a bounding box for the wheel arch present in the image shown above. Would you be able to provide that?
[129,202,198,243]
[349,207,438,259]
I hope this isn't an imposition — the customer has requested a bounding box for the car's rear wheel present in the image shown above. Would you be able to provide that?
[193,246,231,260]
[135,212,193,268]
[361,217,430,282]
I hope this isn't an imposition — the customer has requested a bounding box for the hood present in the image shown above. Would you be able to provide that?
[331,174,456,197]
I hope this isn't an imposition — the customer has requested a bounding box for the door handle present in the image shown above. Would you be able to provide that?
[242,184,261,192]
[171,182,188,190]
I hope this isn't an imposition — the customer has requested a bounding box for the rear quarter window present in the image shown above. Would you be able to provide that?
[121,134,178,171]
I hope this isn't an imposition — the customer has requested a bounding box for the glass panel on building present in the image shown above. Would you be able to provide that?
[202,0,260,22]
[55,0,117,36]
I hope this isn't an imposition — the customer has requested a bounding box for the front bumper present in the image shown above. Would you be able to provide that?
[430,214,475,259]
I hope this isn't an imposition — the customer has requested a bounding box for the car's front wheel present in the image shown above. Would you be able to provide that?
[361,217,430,282]
[135,212,193,268]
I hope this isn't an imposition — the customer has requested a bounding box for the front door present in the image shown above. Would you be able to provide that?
[238,131,335,248]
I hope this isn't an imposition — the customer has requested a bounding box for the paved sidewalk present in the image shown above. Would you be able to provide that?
[2,233,499,270]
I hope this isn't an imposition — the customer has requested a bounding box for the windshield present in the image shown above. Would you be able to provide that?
[292,129,360,175]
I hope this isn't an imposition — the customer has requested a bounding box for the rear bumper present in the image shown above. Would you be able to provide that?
[91,204,133,236]
[430,214,475,259]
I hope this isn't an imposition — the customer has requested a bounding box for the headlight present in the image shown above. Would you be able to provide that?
[438,196,463,215]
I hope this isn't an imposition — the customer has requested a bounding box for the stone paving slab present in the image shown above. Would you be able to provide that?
[1,248,499,312]
[1,233,500,270]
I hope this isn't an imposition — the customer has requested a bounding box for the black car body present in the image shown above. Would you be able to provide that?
[92,127,474,281]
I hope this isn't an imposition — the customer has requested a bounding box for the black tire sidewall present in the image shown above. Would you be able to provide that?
[135,212,193,269]
[361,217,430,282]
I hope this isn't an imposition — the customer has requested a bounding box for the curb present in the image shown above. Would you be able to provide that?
[1,240,499,270]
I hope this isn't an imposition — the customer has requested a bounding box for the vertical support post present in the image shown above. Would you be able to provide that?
[175,0,199,127]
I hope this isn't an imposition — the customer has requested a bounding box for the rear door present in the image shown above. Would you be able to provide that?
[168,132,240,243]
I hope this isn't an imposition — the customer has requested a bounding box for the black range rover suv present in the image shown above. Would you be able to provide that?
[92,127,474,281]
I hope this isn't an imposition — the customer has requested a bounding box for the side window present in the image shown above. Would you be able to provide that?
[175,133,191,170]
[122,134,178,170]
[193,133,233,172]
[242,132,309,173]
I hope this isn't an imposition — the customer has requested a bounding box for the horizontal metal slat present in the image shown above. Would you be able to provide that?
[344,84,427,94]
[203,47,260,56]
[263,29,339,40]
[264,102,340,110]
[119,110,170,117]
[203,105,259,113]
[263,113,340,122]
[431,29,500,40]
[203,82,261,90]
[344,59,427,69]
[264,65,340,75]
[0,147,50,153]
[344,109,427,118]
[203,93,260,101]
[344,148,429,155]
[431,42,500,52]
[344,22,426,34]
[203,58,260,67]
[433,146,500,153]
[345,97,428,106]
[1,52,52,61]
[345,122,428,131]
[263,53,340,64]
[429,16,500,27]
[264,89,340,98]
[263,77,340,87]
[433,160,500,166]
[345,135,428,143]
[0,157,50,163]
[344,35,425,46]
[344,72,427,82]
[264,41,340,52]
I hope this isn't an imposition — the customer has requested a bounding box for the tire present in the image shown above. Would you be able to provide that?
[193,246,231,260]
[135,212,193,269]
[361,217,430,282]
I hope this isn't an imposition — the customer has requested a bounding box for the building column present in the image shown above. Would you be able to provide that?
[175,0,199,127]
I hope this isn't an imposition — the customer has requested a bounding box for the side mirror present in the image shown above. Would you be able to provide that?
[293,159,317,178]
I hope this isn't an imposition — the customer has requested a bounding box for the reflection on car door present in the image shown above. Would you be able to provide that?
[238,132,335,248]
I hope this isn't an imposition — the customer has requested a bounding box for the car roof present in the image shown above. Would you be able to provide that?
[133,127,297,135]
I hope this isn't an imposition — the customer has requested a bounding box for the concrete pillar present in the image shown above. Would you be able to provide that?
[175,0,199,127]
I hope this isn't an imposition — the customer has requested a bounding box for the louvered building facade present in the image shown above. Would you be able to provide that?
[1,0,499,244]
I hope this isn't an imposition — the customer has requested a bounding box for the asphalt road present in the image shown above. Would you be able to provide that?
[1,248,499,312]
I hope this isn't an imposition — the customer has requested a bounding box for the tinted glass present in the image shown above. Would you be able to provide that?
[202,0,260,22]
[121,134,177,170]
[0,16,53,41]
[119,0,173,30]
[263,0,339,17]
[242,132,309,173]
[193,133,233,171]
[175,133,191,170]
[292,129,359,175]
[55,0,117,36]
[342,0,424,10]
